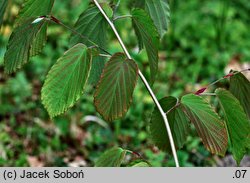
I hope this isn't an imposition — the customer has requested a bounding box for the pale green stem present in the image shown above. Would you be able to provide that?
[93,0,180,167]
[113,15,132,22]
[200,93,216,96]
[99,54,111,58]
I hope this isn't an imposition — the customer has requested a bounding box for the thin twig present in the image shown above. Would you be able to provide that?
[113,15,132,22]
[112,0,121,21]
[200,93,216,96]
[93,0,180,167]
[49,16,112,56]
[126,150,152,166]
[167,98,180,115]
[99,54,112,58]
[207,68,250,89]
[195,68,250,95]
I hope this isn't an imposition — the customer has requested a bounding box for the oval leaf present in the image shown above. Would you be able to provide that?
[215,88,250,165]
[94,53,138,122]
[15,0,54,54]
[229,72,250,119]
[132,8,160,84]
[4,0,54,73]
[150,96,190,152]
[181,94,228,156]
[4,20,48,74]
[145,0,170,38]
[95,147,126,167]
[70,6,110,84]
[42,44,92,117]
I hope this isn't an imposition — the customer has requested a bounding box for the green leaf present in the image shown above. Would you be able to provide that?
[94,53,138,122]
[42,44,92,118]
[215,88,250,165]
[4,0,54,73]
[229,72,250,119]
[145,0,170,38]
[4,20,48,74]
[181,94,228,156]
[70,6,110,84]
[15,0,54,26]
[0,0,8,27]
[30,21,48,57]
[150,96,190,152]
[132,8,160,84]
[132,161,150,167]
[95,147,126,167]
[102,3,113,18]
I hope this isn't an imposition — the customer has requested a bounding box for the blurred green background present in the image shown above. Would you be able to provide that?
[0,0,249,167]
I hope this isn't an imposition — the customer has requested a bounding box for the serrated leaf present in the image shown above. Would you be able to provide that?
[0,0,8,27]
[42,44,92,118]
[70,6,110,84]
[150,96,190,153]
[4,0,54,73]
[4,20,48,74]
[145,0,170,38]
[95,147,126,167]
[229,72,250,120]
[30,22,47,57]
[15,0,54,26]
[181,94,228,156]
[215,88,250,165]
[132,8,160,84]
[94,53,138,122]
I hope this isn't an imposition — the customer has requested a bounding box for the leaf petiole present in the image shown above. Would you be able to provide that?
[99,54,112,58]
[48,15,112,56]
[195,68,250,95]
[199,93,216,96]
[113,15,132,22]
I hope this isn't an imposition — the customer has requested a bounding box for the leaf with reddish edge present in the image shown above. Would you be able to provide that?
[216,88,250,165]
[181,94,228,156]
[94,53,138,122]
